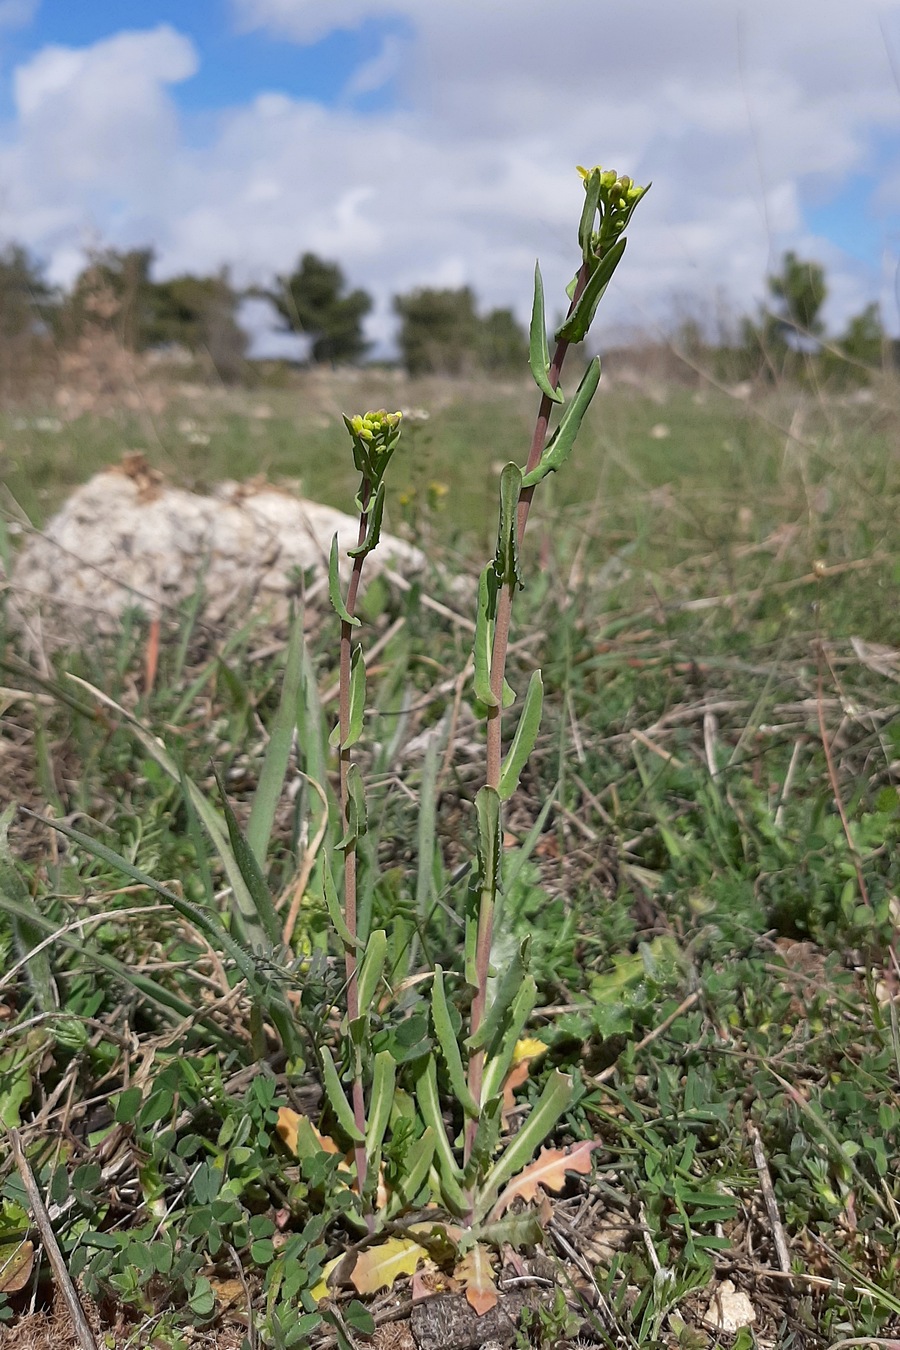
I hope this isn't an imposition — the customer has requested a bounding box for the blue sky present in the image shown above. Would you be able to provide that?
[0,0,898,346]
[1,1,409,118]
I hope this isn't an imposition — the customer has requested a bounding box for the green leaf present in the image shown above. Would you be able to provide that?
[247,608,304,864]
[578,170,603,260]
[189,1275,215,1319]
[345,1301,376,1336]
[345,646,367,749]
[480,975,538,1105]
[466,937,531,1053]
[358,929,387,1013]
[21,811,296,1054]
[431,968,480,1118]
[0,870,237,1046]
[0,806,58,1015]
[528,262,563,404]
[474,1070,573,1222]
[498,670,543,801]
[492,463,523,590]
[475,787,501,910]
[365,1051,396,1164]
[393,1128,436,1211]
[323,858,360,952]
[328,534,360,628]
[65,675,263,947]
[555,237,627,344]
[348,481,386,559]
[473,564,499,708]
[462,1095,503,1187]
[214,767,281,949]
[114,1088,142,1124]
[330,646,366,750]
[521,357,601,489]
[413,1057,467,1215]
[337,763,368,852]
[320,1046,365,1143]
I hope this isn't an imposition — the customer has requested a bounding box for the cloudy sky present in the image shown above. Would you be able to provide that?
[0,0,898,354]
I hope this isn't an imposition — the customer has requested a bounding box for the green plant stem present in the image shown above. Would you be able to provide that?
[340,482,372,1215]
[465,264,589,1170]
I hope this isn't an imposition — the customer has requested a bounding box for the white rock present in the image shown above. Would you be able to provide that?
[702,1280,757,1333]
[8,457,425,649]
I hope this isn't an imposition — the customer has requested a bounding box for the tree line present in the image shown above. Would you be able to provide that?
[0,239,893,384]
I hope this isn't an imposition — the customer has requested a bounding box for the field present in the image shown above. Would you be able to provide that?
[2,361,900,1349]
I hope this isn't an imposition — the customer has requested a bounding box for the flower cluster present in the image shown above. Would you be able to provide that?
[576,164,649,258]
[344,409,403,485]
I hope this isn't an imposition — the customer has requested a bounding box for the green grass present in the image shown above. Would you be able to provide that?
[2,369,900,1345]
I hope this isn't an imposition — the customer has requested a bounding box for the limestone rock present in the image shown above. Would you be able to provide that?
[702,1280,757,1333]
[8,455,425,649]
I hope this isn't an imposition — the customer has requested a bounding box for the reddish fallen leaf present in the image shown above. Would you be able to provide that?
[501,1061,530,1122]
[490,1140,601,1220]
[455,1244,497,1315]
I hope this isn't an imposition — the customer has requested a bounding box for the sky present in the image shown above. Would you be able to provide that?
[0,0,898,357]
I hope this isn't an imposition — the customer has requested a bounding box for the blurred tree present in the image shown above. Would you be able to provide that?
[0,244,58,395]
[62,247,155,349]
[738,252,828,380]
[478,306,527,373]
[394,287,526,375]
[0,244,57,340]
[765,251,827,347]
[144,271,247,381]
[394,287,479,375]
[273,253,371,364]
[839,302,885,369]
[62,249,246,378]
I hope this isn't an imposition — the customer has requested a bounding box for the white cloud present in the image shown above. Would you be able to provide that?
[0,4,898,350]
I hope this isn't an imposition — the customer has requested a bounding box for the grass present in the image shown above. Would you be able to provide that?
[1,363,900,1347]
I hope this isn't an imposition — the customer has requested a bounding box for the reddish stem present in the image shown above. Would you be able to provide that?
[339,485,372,1218]
[465,265,590,1171]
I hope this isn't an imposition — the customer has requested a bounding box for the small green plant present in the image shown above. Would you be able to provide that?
[311,165,649,1295]
[0,164,649,1332]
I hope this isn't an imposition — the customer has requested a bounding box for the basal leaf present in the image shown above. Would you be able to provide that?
[431,967,480,1118]
[455,1244,498,1316]
[320,1046,365,1144]
[489,1139,601,1219]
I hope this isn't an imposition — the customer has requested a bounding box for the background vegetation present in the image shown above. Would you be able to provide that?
[1,229,899,1347]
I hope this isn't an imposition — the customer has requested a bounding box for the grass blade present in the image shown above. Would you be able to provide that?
[247,607,304,864]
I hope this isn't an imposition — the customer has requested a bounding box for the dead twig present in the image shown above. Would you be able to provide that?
[747,1121,791,1274]
[8,1127,99,1350]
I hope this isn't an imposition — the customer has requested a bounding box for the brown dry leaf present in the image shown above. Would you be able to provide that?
[501,1038,548,1122]
[455,1243,498,1315]
[501,1060,530,1121]
[491,1139,601,1219]
[275,1107,340,1157]
[209,1277,246,1310]
[0,1239,34,1294]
